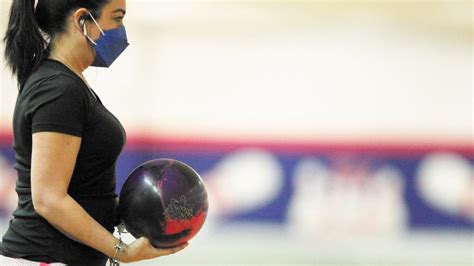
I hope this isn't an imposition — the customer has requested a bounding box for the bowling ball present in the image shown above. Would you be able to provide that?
[119,159,208,248]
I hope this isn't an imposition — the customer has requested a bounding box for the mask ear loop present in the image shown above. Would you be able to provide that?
[83,23,97,45]
[82,11,106,46]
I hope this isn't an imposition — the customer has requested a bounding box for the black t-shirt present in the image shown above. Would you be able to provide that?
[0,59,127,265]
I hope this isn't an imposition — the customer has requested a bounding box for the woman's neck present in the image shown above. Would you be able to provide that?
[48,37,88,74]
[48,46,93,90]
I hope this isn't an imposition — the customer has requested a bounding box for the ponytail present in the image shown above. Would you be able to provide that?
[4,0,46,90]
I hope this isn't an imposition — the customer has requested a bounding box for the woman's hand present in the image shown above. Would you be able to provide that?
[120,237,188,263]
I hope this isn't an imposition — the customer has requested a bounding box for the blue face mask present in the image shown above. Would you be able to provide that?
[83,12,129,68]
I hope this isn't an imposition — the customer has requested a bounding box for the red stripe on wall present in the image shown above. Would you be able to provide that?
[1,131,471,156]
[126,135,473,156]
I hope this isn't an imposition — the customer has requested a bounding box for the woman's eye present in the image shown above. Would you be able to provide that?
[115,17,124,22]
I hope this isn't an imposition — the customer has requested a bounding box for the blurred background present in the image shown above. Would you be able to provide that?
[0,0,473,265]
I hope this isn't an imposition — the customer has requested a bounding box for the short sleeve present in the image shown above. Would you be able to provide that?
[26,74,88,137]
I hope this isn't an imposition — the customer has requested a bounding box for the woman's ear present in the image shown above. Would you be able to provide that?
[73,8,90,31]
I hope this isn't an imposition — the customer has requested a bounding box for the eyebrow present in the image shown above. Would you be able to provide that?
[113,8,126,15]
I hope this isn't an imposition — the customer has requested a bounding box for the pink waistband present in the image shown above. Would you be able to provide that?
[0,255,65,265]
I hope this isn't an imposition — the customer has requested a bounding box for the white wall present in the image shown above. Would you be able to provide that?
[0,1,471,143]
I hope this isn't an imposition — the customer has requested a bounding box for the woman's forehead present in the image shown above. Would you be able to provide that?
[103,0,127,15]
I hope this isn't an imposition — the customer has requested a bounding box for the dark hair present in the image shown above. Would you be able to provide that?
[3,0,110,90]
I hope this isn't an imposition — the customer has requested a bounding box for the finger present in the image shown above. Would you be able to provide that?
[155,242,189,256]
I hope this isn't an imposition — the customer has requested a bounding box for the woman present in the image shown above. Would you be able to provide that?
[0,0,188,265]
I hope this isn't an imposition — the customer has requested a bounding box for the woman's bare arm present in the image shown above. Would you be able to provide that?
[31,132,118,257]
